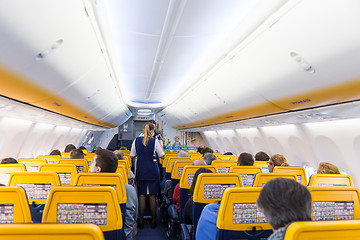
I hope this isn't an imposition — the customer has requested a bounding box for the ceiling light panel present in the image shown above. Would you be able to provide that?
[99,0,261,105]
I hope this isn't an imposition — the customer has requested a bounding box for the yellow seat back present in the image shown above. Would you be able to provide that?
[74,173,127,205]
[211,160,237,173]
[179,166,218,189]
[37,155,61,164]
[229,166,263,187]
[61,152,71,159]
[193,173,243,204]
[171,160,193,180]
[253,161,269,172]
[283,220,360,240]
[308,174,353,187]
[17,159,48,172]
[8,172,61,204]
[0,164,26,185]
[252,173,298,187]
[166,157,191,174]
[59,159,89,173]
[115,165,129,184]
[217,187,271,231]
[39,164,78,185]
[308,186,360,221]
[273,166,307,185]
[42,186,123,232]
[0,186,32,223]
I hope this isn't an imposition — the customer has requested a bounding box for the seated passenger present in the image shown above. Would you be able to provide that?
[49,149,61,156]
[79,146,87,151]
[114,150,125,160]
[202,147,214,156]
[197,145,206,155]
[90,149,138,240]
[237,152,254,166]
[114,150,136,187]
[257,178,312,239]
[195,203,220,240]
[177,151,189,157]
[64,144,76,153]
[70,149,85,159]
[255,151,270,161]
[203,153,217,165]
[184,168,214,226]
[1,157,18,164]
[268,154,289,172]
[223,152,233,155]
[120,146,127,150]
[317,162,340,174]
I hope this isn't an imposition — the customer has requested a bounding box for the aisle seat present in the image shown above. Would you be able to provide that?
[17,159,47,172]
[8,172,60,223]
[308,186,360,221]
[118,160,130,171]
[193,173,243,238]
[253,161,269,173]
[0,224,104,240]
[121,149,130,155]
[123,155,132,168]
[252,173,298,187]
[0,164,26,185]
[216,187,272,240]
[36,155,61,164]
[283,220,360,240]
[0,186,32,223]
[220,155,237,161]
[273,166,307,185]
[59,159,89,173]
[162,152,178,168]
[165,157,191,181]
[308,174,353,187]
[211,160,237,173]
[74,173,127,227]
[39,164,78,185]
[42,186,123,240]
[115,165,129,184]
[228,166,262,187]
[171,160,193,191]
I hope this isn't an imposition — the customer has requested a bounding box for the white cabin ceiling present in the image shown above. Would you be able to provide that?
[0,0,360,129]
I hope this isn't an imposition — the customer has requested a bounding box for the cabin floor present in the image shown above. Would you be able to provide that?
[136,217,167,240]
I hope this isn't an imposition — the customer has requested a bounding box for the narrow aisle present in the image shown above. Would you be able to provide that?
[136,220,168,240]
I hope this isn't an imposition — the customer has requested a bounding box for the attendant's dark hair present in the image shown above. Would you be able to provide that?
[64,144,76,153]
[189,168,213,196]
[1,158,18,164]
[237,152,254,166]
[255,151,270,161]
[257,178,312,230]
[95,149,118,173]
[142,123,155,146]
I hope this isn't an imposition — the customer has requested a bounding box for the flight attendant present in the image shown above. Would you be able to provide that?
[130,122,165,229]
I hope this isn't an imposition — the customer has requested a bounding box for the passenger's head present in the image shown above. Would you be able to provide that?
[177,151,189,158]
[70,149,85,159]
[255,151,270,161]
[223,152,233,155]
[192,159,206,166]
[64,144,76,153]
[49,149,61,156]
[79,146,87,151]
[197,146,206,154]
[120,146,127,150]
[1,158,18,164]
[237,152,254,166]
[189,167,213,196]
[203,153,217,165]
[257,178,312,230]
[90,149,118,173]
[202,147,214,156]
[114,150,125,160]
[142,123,155,146]
[317,162,340,174]
[268,154,288,172]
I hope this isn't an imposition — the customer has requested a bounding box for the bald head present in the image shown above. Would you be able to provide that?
[192,160,206,166]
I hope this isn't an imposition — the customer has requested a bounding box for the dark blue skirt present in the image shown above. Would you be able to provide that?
[137,179,160,195]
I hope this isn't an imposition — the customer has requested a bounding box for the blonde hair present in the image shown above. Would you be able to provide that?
[270,154,288,167]
[317,162,340,174]
[142,123,155,146]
